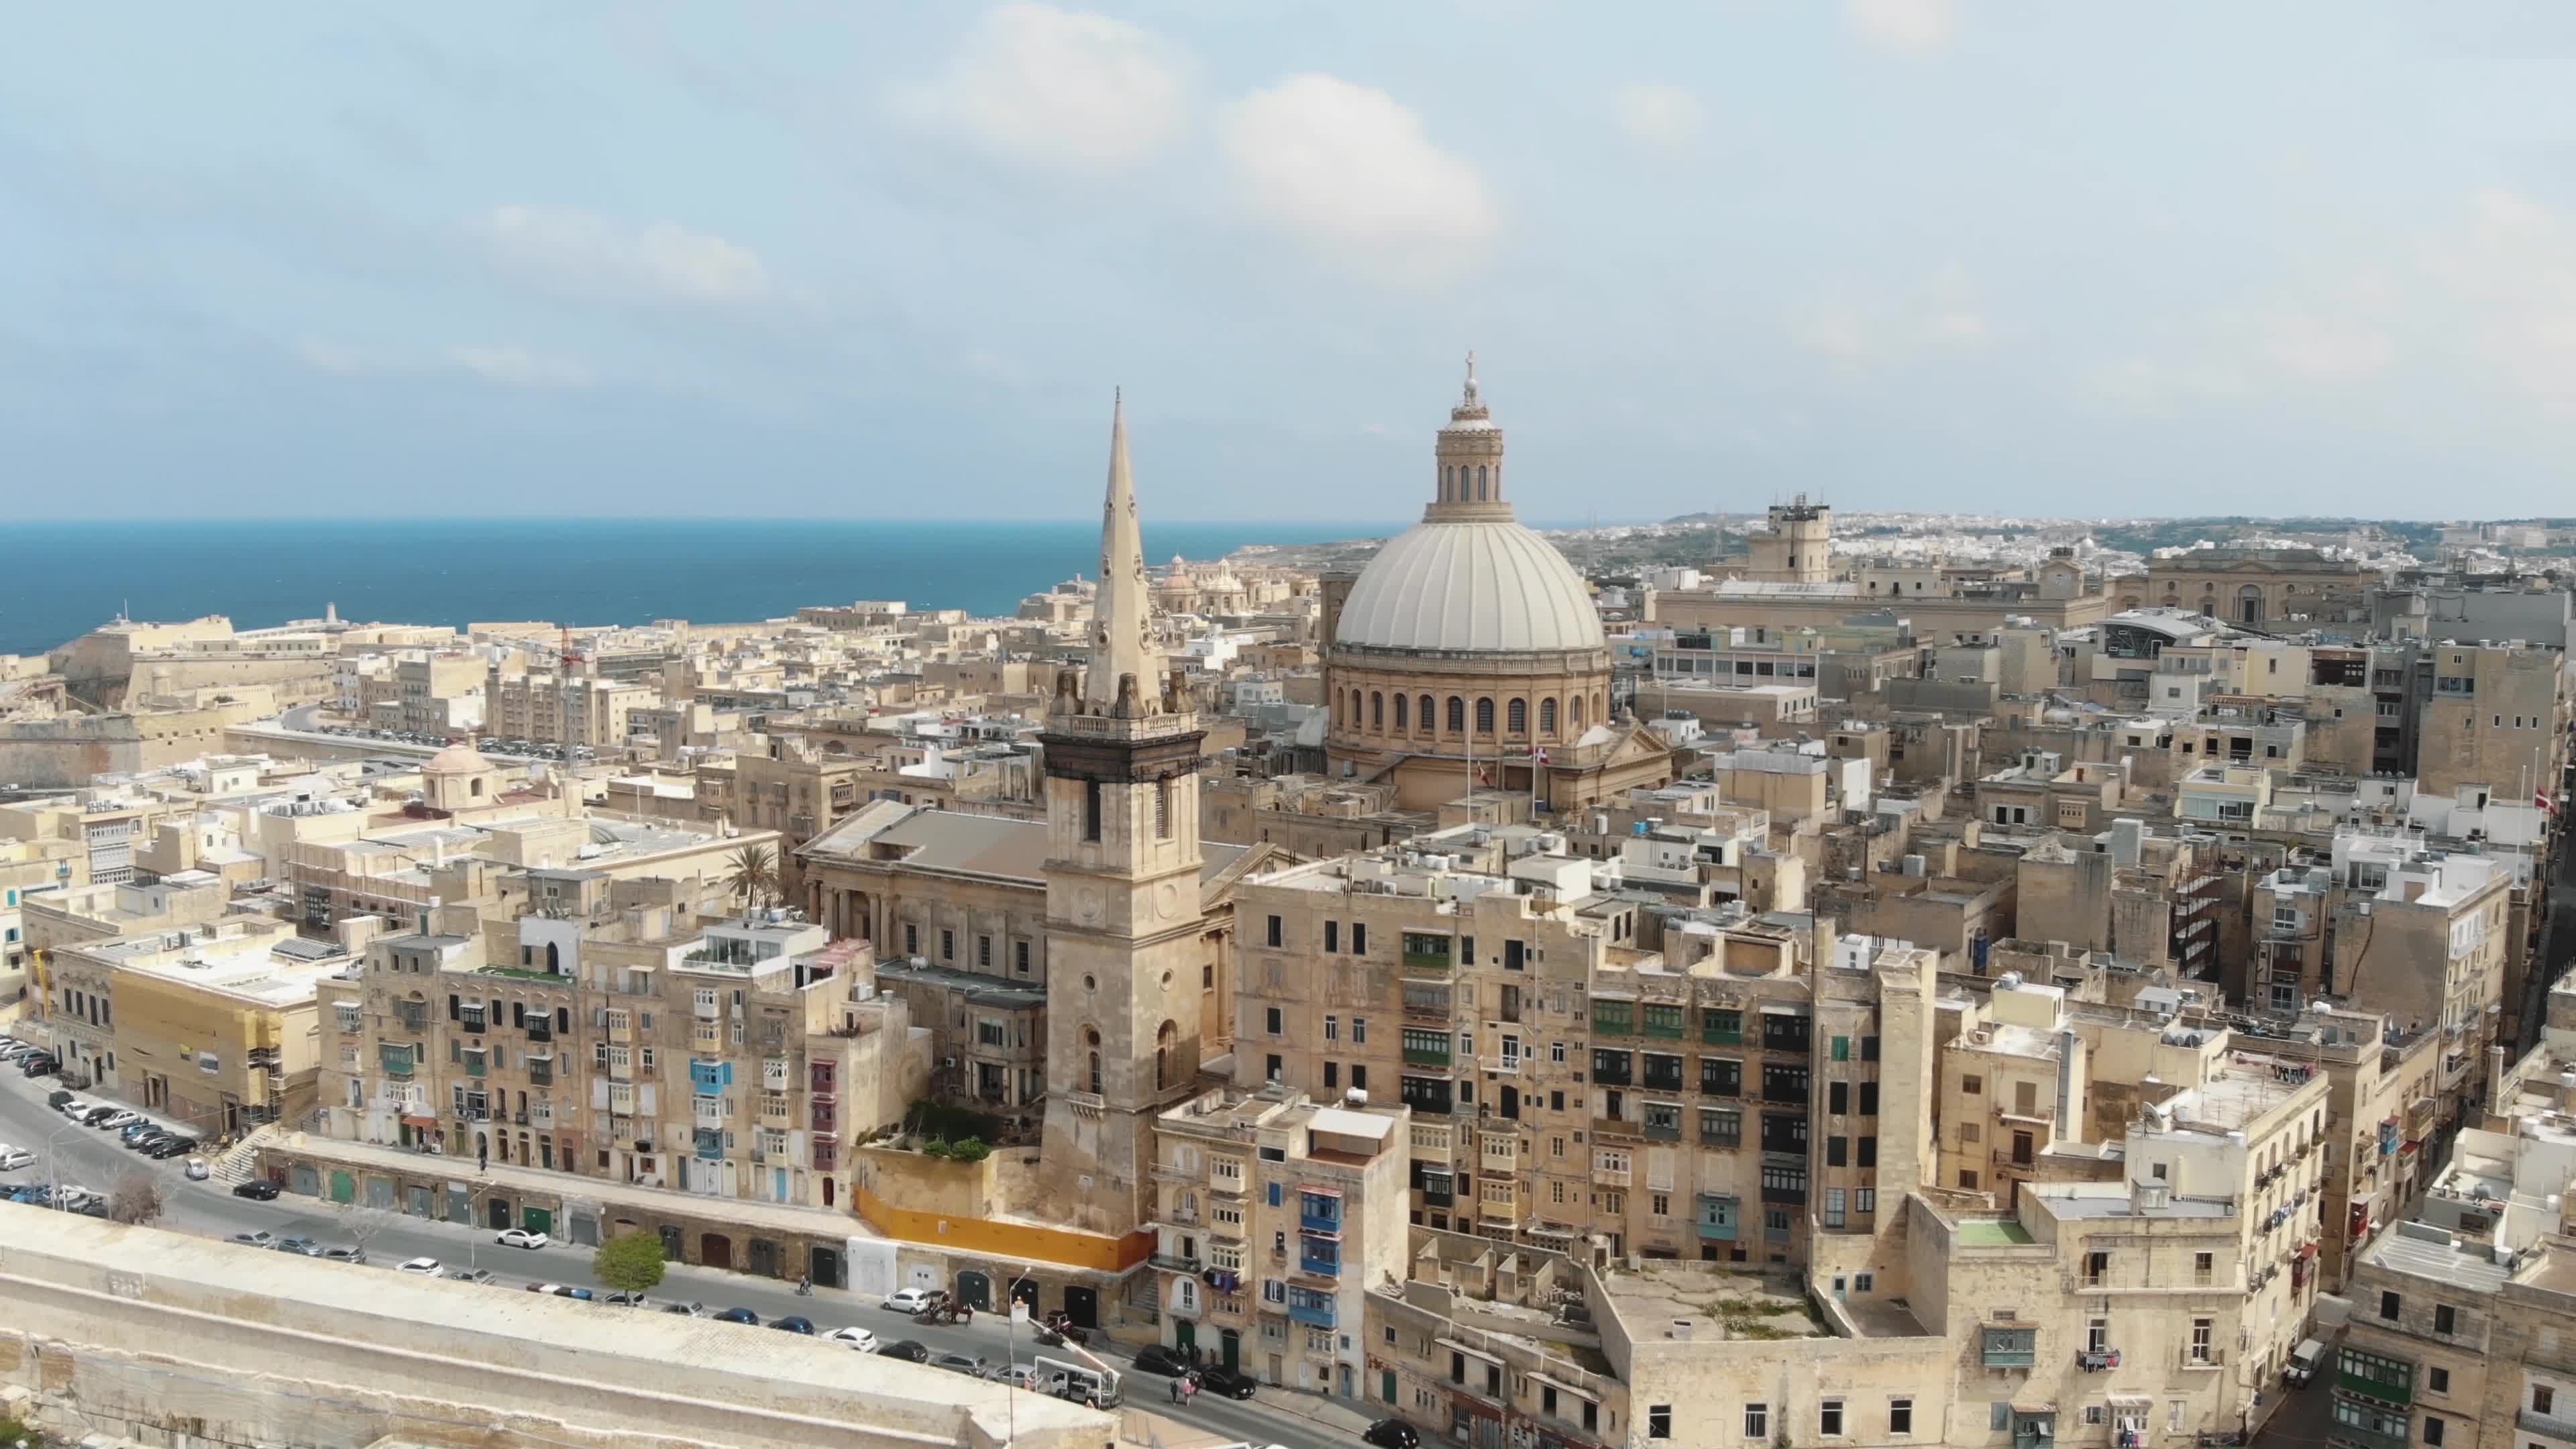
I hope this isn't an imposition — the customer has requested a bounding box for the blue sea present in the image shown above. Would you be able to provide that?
[0,519,1391,657]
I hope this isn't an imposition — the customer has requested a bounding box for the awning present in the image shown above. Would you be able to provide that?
[1299,1185,1346,1199]
[400,1113,439,1128]
[1438,1338,1503,1364]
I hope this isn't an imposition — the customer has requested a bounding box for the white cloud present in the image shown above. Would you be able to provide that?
[1614,83,1703,149]
[894,3,1188,177]
[480,205,774,306]
[2427,187,2576,411]
[1219,74,1497,284]
[1786,268,1988,369]
[294,338,381,374]
[2258,311,2397,381]
[447,345,592,388]
[1845,0,1958,55]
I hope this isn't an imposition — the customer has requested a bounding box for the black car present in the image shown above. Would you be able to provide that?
[44,1089,72,1110]
[711,1307,761,1325]
[770,1316,816,1335]
[232,1180,280,1201]
[1134,1344,1193,1377]
[20,1057,55,1077]
[1196,1366,1258,1399]
[145,1138,191,1159]
[879,1340,930,1363]
[1364,1421,1422,1449]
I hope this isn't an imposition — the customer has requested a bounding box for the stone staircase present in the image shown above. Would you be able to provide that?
[207,1124,282,1185]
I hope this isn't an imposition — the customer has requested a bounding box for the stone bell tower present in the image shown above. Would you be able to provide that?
[1036,393,1210,1237]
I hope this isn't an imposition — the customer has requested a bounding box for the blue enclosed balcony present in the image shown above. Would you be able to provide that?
[693,1128,724,1161]
[1287,1287,1337,1328]
[1299,1237,1342,1277]
[1299,1189,1343,1235]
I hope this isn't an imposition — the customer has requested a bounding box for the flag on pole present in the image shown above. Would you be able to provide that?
[2539,790,2558,815]
[1477,765,1493,787]
[1532,747,1550,767]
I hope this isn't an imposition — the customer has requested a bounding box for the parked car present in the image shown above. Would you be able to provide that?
[1195,1366,1258,1400]
[395,1257,443,1276]
[711,1306,761,1325]
[527,1283,594,1301]
[82,1107,124,1127]
[495,1228,549,1250]
[660,1301,705,1317]
[930,1352,987,1377]
[18,1055,56,1077]
[769,1316,817,1335]
[822,1326,879,1352]
[146,1138,191,1160]
[878,1340,930,1363]
[54,1097,89,1118]
[1364,1421,1422,1449]
[231,1231,276,1248]
[44,1090,72,1110]
[987,1366,1042,1391]
[273,1236,320,1256]
[232,1180,280,1201]
[0,1147,32,1171]
[881,1287,945,1313]
[118,1121,158,1142]
[604,1291,653,1307]
[7,1185,54,1206]
[182,1157,210,1181]
[441,1267,495,1285]
[319,1246,366,1265]
[1132,1344,1193,1377]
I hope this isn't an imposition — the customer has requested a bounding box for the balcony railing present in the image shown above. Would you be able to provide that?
[1148,1252,1201,1273]
[2520,1410,2576,1444]
[1297,1252,1342,1279]
[1403,1045,1454,1067]
[1593,1163,1631,1187]
[1287,1296,1338,1328]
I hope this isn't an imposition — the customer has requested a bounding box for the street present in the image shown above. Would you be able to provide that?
[0,1058,1369,1449]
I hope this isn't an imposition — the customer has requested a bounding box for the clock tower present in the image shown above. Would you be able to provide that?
[1037,393,1209,1236]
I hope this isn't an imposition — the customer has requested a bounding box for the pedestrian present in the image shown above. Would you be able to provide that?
[1184,1373,1199,1405]
[1169,1376,1185,1405]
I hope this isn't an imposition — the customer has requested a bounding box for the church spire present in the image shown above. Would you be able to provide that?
[1079,390,1161,717]
[1430,351,1507,520]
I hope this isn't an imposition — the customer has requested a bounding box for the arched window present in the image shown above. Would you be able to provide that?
[1476,465,1489,500]
[1507,698,1527,735]
[1419,695,1435,733]
[1371,692,1383,730]
[1571,694,1586,727]
[1595,692,1608,724]
[1156,1021,1177,1091]
[1476,697,1495,735]
[1540,698,1557,734]
[1441,465,1452,499]
[1393,694,1408,730]
[470,777,484,798]
[544,942,559,973]
[1085,1026,1103,1095]
[1446,696,1466,733]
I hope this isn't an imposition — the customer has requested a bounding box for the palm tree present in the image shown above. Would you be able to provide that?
[725,845,777,919]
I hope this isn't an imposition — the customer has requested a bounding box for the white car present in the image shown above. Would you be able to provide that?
[182,1157,210,1181]
[881,1287,942,1313]
[823,1326,879,1352]
[0,1147,31,1172]
[395,1257,443,1276]
[495,1228,549,1250]
[98,1110,141,1130]
[55,1097,89,1118]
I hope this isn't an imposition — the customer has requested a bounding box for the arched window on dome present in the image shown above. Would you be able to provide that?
[1476,465,1489,500]
[1595,691,1608,724]
[1371,692,1383,731]
[1446,696,1465,733]
[1571,695,1586,728]
[1507,698,1526,736]
[1441,465,1452,501]
[1419,695,1436,734]
[1475,697,1495,735]
[1393,693,1407,731]
[1540,698,1557,735]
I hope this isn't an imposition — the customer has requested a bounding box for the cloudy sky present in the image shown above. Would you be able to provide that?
[9,1,2576,523]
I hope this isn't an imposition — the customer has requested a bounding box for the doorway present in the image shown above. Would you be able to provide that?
[1063,1286,1099,1329]
[810,1246,844,1290]
[702,1234,733,1271]
[1220,1328,1242,1372]
[486,1197,511,1229]
[1009,1277,1038,1310]
[747,1238,778,1278]
[658,1224,684,1261]
[1174,1319,1197,1354]
[956,1271,993,1310]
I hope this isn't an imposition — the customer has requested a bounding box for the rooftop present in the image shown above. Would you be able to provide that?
[2363,1220,2514,1293]
[1596,1261,1830,1342]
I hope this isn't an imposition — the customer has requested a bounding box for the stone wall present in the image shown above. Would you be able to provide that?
[0,1210,1112,1449]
